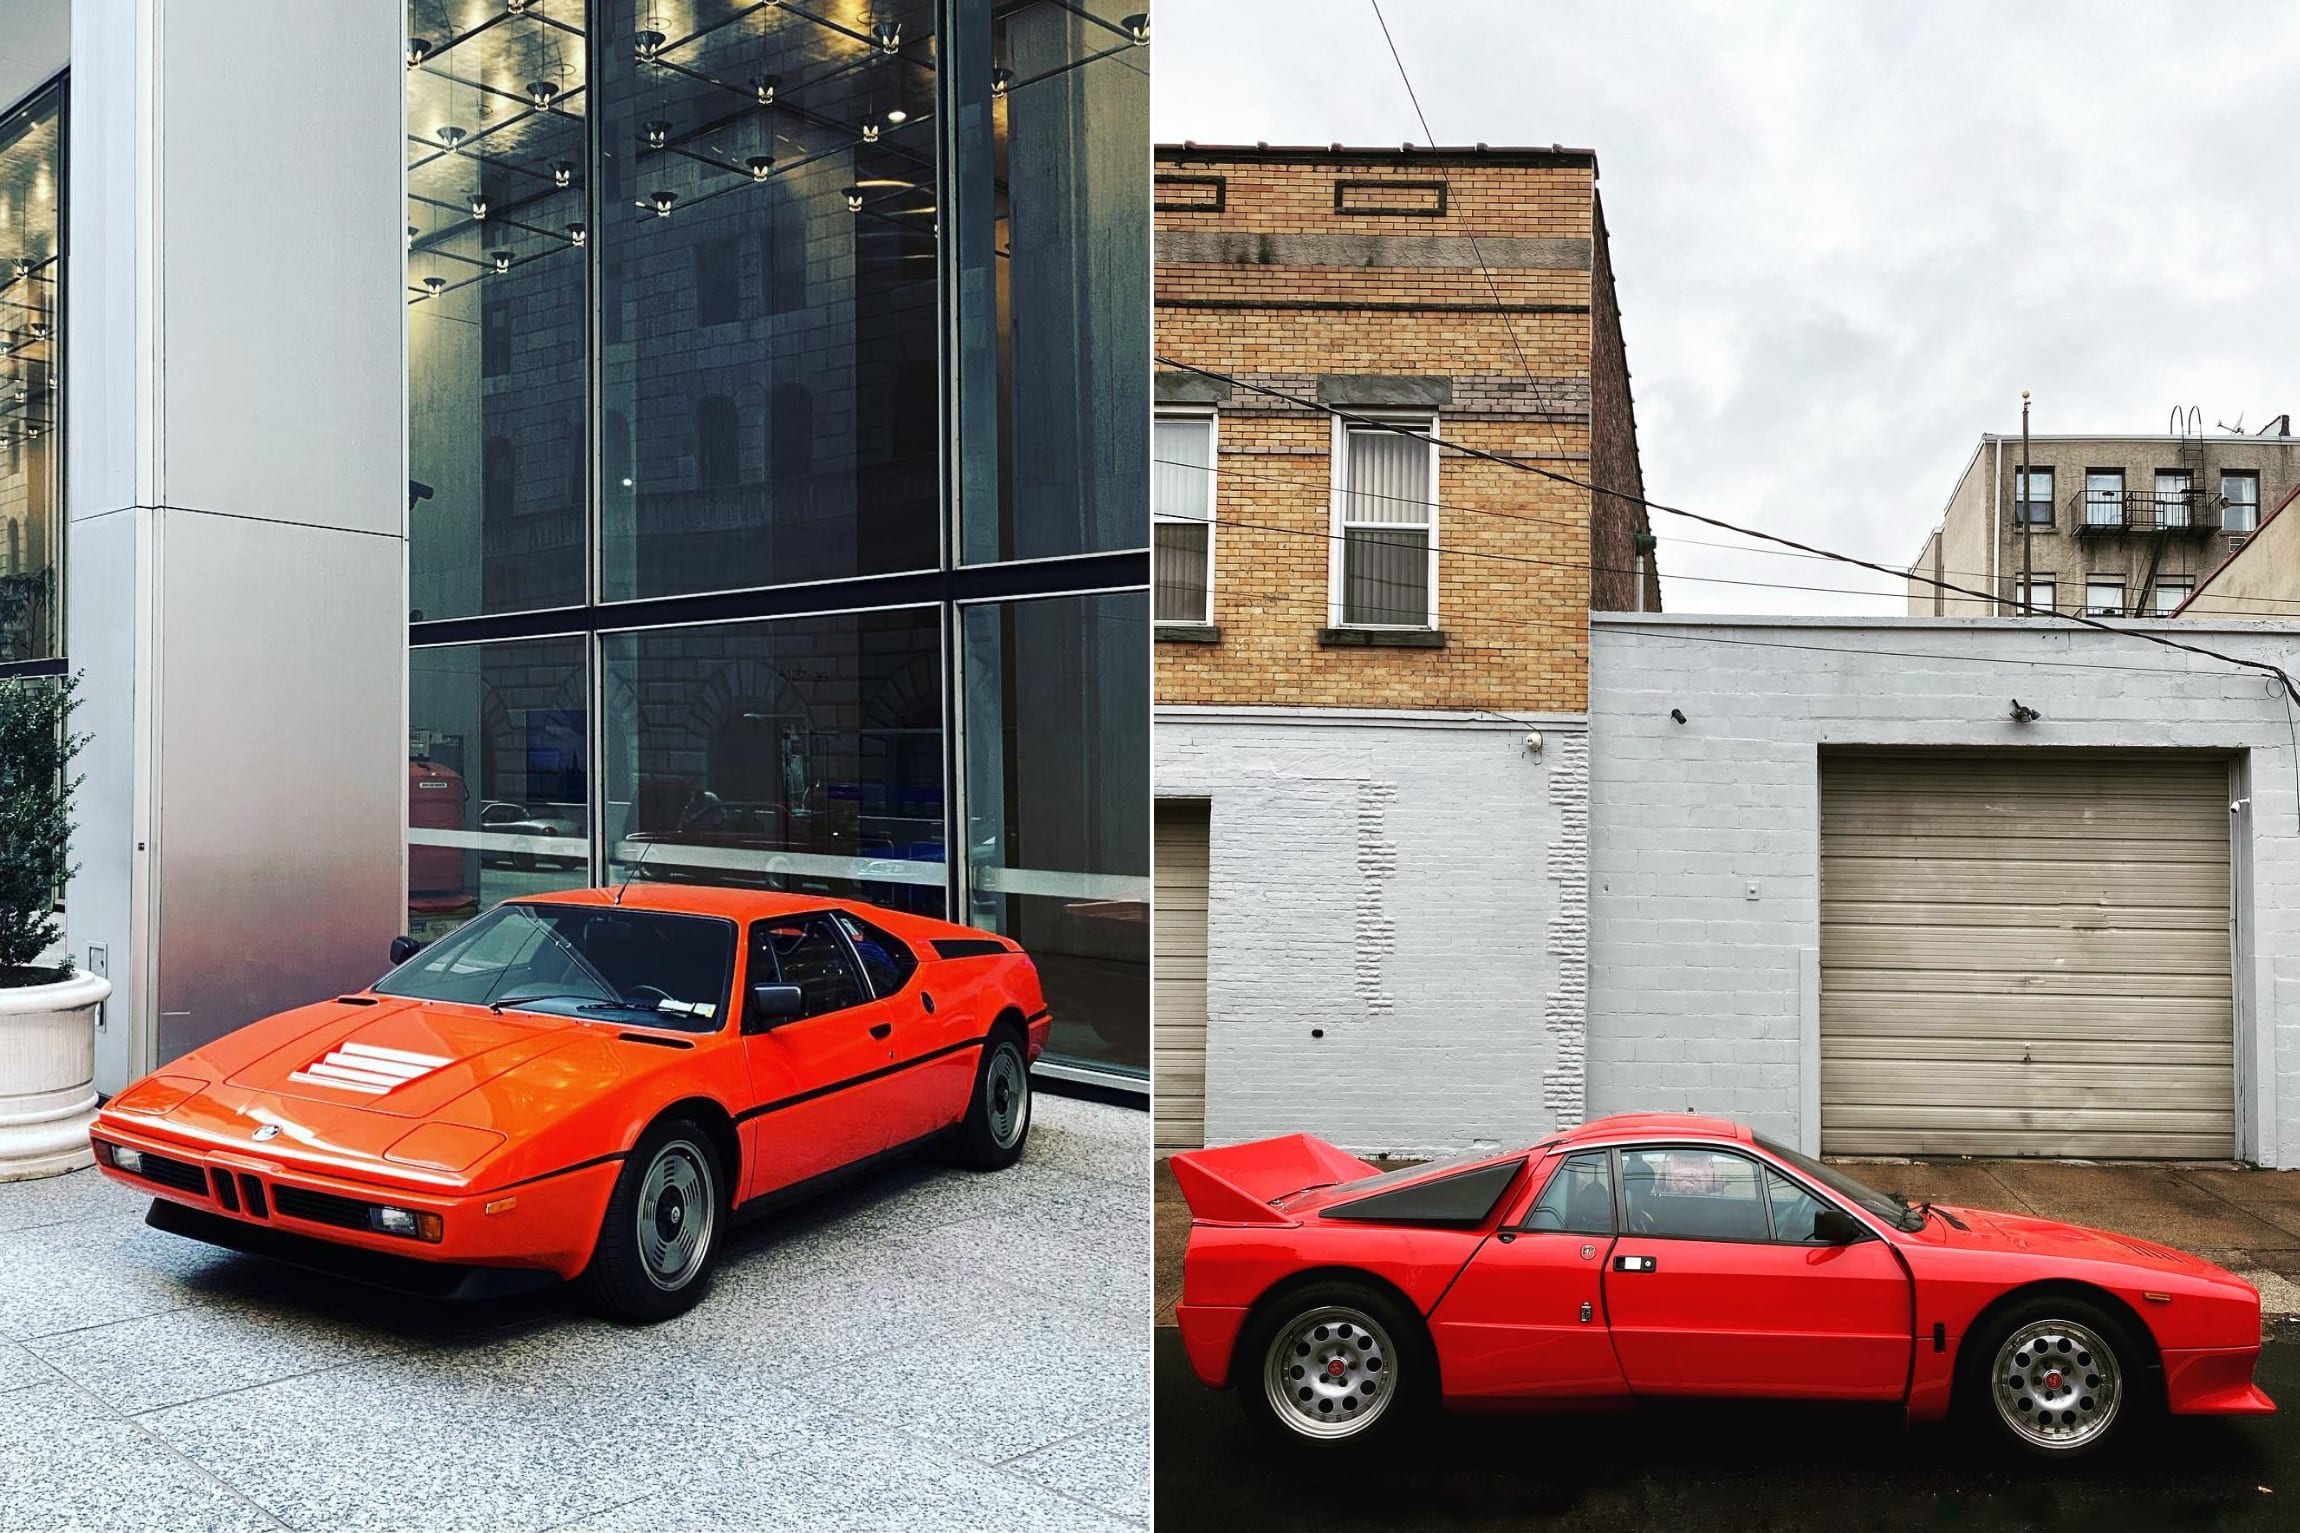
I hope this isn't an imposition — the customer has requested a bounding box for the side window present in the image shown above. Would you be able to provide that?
[1619,1148,1770,1242]
[1521,1151,1615,1234]
[750,916,867,1020]
[1765,1169,1832,1244]
[835,911,917,997]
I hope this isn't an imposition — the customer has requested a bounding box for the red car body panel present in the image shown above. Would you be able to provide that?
[1172,1112,2272,1423]
[91,887,1048,1284]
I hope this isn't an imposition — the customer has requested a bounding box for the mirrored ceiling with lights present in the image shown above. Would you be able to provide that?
[0,81,61,664]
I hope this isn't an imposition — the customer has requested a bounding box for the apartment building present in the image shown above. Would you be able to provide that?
[1908,422,2300,619]
[1150,141,1654,1151]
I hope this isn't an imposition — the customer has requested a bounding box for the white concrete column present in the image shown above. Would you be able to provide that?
[67,0,406,1090]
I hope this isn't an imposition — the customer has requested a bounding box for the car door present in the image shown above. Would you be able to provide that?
[1602,1144,1911,1400]
[1428,1149,1630,1401]
[737,913,908,1199]
[829,909,974,1147]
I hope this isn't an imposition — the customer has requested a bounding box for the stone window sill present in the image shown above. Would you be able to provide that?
[1156,624,1221,645]
[1317,627,1446,649]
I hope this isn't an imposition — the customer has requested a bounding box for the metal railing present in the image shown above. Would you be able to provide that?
[2069,489,2219,534]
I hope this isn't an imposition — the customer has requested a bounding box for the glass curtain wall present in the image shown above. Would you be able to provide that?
[405,0,1150,1083]
[963,591,1147,1073]
[0,82,62,664]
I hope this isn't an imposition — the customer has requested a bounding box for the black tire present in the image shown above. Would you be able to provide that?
[1236,1279,1435,1449]
[579,1117,724,1323]
[1959,1291,2151,1462]
[945,1027,1032,1171]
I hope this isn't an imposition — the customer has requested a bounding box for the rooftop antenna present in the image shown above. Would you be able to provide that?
[2218,413,2246,435]
[611,819,665,907]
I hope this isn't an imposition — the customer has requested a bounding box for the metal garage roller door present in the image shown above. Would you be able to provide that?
[1820,752,2233,1158]
[1154,801,1212,1150]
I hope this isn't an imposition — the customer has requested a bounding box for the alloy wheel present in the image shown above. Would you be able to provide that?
[1262,1305,1395,1439]
[1991,1317,2121,1450]
[986,1044,1028,1149]
[635,1138,715,1292]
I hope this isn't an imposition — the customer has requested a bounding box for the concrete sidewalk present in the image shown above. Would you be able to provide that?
[1153,1154,2300,1326]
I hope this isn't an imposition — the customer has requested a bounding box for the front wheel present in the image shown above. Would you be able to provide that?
[1237,1280,1433,1448]
[946,1029,1031,1170]
[579,1118,723,1323]
[1965,1295,2145,1461]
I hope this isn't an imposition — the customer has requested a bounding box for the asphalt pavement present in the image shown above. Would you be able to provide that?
[1154,1322,2300,1533]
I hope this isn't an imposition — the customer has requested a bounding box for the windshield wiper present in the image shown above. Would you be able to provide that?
[487,991,620,1014]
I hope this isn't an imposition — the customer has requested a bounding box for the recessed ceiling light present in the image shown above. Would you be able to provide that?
[885,108,908,125]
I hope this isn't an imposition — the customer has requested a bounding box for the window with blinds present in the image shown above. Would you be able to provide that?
[1337,423,1435,627]
[1154,415,1214,624]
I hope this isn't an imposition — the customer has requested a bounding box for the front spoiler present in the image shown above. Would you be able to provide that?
[146,1200,558,1301]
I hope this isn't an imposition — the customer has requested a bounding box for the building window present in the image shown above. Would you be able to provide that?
[2224,471,2260,532]
[2084,470,2125,528]
[0,80,63,665]
[2153,578,2191,615]
[2084,576,2126,617]
[2015,466,2054,527]
[1153,414,1214,624]
[408,638,592,939]
[1336,421,1437,628]
[954,0,1151,564]
[2016,575,2056,615]
[2155,469,2192,529]
[603,609,946,918]
[962,591,1148,1078]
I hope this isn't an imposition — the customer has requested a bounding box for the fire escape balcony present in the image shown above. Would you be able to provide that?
[2069,490,2220,537]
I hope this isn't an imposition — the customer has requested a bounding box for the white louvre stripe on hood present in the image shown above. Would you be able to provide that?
[288,1041,453,1095]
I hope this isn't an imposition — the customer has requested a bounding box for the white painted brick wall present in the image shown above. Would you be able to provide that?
[1589,615,2300,1167]
[1156,707,1585,1158]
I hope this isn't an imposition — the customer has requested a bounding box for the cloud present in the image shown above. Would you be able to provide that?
[1154,0,2300,612]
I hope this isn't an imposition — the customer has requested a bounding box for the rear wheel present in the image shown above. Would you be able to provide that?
[1965,1294,2144,1461]
[1238,1280,1432,1448]
[579,1118,722,1323]
[946,1028,1032,1171]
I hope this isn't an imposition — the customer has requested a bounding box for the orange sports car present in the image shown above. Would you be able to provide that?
[89,888,1050,1320]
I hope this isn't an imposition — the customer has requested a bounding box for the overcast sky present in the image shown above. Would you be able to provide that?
[1153,1,2300,613]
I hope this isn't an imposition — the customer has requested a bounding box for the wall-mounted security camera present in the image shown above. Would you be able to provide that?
[1524,730,1543,756]
[2232,798,2251,814]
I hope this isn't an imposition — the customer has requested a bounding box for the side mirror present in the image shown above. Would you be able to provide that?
[1811,1208,1865,1245]
[388,935,426,966]
[746,983,805,1032]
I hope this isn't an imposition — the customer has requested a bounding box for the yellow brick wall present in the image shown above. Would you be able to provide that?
[1155,152,1603,714]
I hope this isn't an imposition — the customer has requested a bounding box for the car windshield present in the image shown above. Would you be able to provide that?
[376,904,736,1033]
[1756,1135,1923,1232]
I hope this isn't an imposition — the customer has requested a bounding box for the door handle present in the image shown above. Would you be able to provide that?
[1613,1254,1657,1273]
[869,1022,893,1040]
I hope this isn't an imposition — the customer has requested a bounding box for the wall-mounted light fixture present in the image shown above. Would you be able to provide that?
[407,38,433,68]
[751,74,780,106]
[843,185,865,213]
[468,193,488,220]
[1123,12,1149,43]
[527,81,559,112]
[747,156,775,181]
[635,29,667,61]
[645,120,671,149]
[435,125,467,152]
[874,17,902,53]
[489,248,513,274]
[649,189,677,217]
[422,275,447,297]
[565,223,587,246]
[2010,699,2040,723]
[552,160,575,188]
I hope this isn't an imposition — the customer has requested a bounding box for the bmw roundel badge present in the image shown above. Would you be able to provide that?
[251,1123,281,1142]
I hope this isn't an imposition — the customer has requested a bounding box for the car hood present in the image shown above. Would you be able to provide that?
[221,997,588,1119]
[1929,1203,2208,1272]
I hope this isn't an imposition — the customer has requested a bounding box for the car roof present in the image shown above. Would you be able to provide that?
[1545,1112,1756,1150]
[510,885,984,946]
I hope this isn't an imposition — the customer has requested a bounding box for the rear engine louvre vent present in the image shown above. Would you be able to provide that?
[239,1173,269,1219]
[127,1151,209,1196]
[932,938,1011,960]
[271,1185,371,1232]
[1320,1158,1526,1229]
[210,1168,241,1212]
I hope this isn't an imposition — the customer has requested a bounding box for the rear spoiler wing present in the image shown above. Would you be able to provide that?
[1169,1134,1381,1226]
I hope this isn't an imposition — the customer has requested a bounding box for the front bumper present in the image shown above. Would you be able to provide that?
[2163,1345,2277,1415]
[90,1117,619,1285]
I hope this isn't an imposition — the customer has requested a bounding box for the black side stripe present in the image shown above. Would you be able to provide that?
[1025,1007,1051,1024]
[487,1151,629,1193]
[734,1035,990,1125]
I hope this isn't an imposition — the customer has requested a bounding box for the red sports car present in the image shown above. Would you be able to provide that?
[90,888,1048,1321]
[1172,1112,2273,1458]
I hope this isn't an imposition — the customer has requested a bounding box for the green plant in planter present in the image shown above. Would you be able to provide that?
[0,674,82,986]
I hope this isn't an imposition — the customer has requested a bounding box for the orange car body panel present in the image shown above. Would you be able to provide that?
[1172,1113,2271,1424]
[92,887,1048,1282]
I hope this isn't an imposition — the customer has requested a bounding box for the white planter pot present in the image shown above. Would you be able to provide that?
[0,968,111,1181]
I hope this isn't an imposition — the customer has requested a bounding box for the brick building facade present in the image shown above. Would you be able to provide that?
[1150,143,1650,1149]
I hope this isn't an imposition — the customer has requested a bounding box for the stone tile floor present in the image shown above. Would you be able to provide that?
[0,1092,1148,1533]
